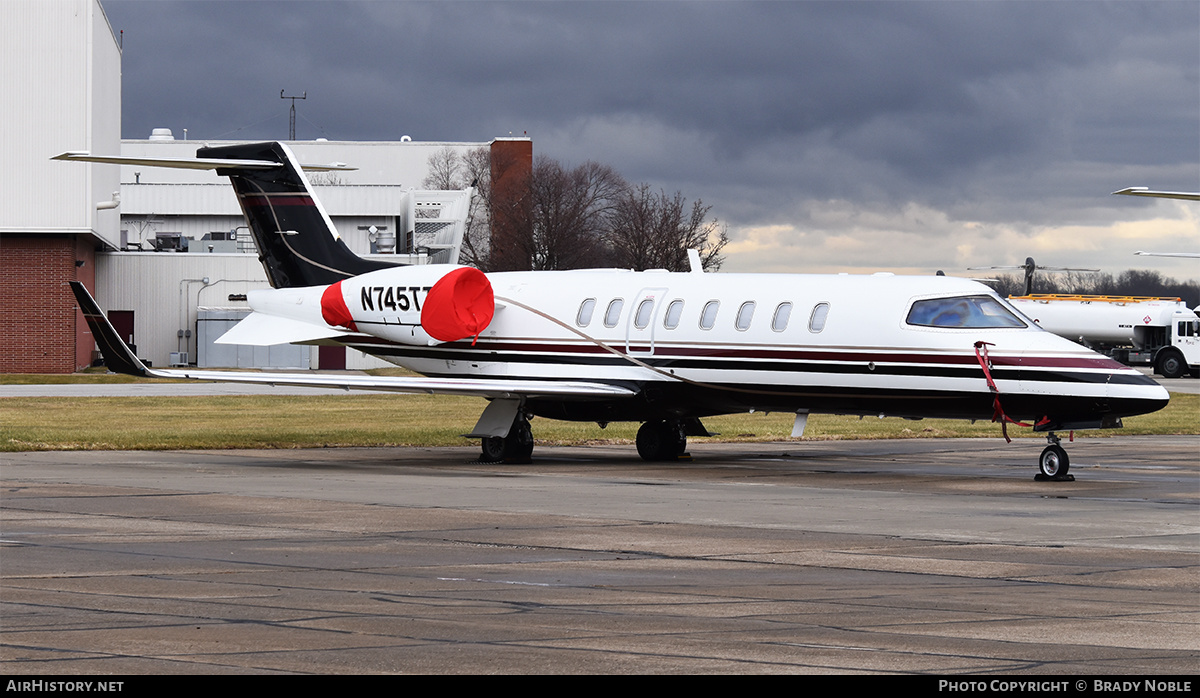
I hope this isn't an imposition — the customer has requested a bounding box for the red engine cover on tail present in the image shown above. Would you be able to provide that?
[320,281,357,331]
[420,267,495,343]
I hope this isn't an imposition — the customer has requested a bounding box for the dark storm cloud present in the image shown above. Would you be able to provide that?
[103,1,1198,274]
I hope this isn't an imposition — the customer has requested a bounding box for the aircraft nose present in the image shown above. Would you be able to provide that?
[1108,368,1170,419]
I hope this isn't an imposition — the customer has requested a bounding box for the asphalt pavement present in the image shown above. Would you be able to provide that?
[2,436,1196,674]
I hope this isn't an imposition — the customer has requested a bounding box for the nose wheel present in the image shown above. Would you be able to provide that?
[1035,432,1074,481]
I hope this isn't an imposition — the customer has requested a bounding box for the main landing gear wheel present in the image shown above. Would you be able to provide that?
[1035,432,1074,481]
[636,420,687,462]
[480,436,507,463]
[479,415,534,464]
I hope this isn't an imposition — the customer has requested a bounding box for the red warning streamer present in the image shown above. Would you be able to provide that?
[973,341,1035,443]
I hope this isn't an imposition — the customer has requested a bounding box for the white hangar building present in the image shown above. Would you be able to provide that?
[0,0,533,374]
[0,0,122,374]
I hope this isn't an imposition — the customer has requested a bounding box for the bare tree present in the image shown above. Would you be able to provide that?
[456,147,494,270]
[422,146,496,269]
[306,171,345,186]
[492,157,626,271]
[608,184,729,271]
[435,146,732,274]
[981,269,1198,306]
[422,147,463,190]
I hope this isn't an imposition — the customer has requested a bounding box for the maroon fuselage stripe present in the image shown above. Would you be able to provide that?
[342,336,1128,371]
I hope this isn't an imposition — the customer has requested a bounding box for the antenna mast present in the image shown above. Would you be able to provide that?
[280,90,306,140]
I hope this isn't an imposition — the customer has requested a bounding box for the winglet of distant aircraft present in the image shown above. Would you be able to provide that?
[1112,187,1199,258]
[1112,187,1200,202]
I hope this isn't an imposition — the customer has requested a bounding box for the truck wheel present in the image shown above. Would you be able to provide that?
[1156,350,1186,379]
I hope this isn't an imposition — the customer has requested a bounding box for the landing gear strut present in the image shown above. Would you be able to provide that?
[636,420,687,461]
[479,412,534,464]
[1036,432,1074,481]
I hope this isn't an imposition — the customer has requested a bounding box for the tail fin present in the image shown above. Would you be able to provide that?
[198,142,397,288]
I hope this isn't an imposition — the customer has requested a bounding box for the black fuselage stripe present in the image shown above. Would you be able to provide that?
[343,343,1154,386]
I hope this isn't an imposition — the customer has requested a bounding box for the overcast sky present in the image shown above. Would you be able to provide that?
[103,0,1199,278]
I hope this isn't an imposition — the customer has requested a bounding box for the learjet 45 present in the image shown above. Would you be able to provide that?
[58,143,1169,478]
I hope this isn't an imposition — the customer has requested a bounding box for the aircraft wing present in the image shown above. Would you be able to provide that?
[68,282,634,400]
[1135,251,1200,259]
[1112,187,1200,202]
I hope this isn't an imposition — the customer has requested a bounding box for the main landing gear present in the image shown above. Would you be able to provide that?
[1036,432,1074,482]
[636,420,688,462]
[479,414,534,464]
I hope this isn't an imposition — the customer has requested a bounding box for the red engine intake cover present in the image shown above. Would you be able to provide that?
[320,280,357,331]
[420,267,495,343]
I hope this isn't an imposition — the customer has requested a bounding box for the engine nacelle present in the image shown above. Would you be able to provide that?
[319,264,495,346]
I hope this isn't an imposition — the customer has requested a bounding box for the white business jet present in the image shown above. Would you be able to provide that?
[56,143,1169,479]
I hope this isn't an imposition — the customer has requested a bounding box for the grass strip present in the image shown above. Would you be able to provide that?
[3,392,1195,452]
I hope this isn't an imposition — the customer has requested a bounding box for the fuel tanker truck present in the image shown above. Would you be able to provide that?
[1008,295,1200,378]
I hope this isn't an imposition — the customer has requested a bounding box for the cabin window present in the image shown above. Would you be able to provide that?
[604,299,624,328]
[700,300,720,330]
[634,299,654,329]
[735,301,756,331]
[664,300,684,329]
[576,298,596,327]
[808,303,830,333]
[906,296,1025,329]
[772,302,793,332]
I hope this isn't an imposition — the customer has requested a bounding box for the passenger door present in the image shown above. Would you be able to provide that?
[626,287,667,356]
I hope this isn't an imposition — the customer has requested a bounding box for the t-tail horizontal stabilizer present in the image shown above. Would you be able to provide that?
[54,142,396,289]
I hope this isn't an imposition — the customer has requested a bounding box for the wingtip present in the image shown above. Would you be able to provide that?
[67,281,151,378]
[51,151,88,161]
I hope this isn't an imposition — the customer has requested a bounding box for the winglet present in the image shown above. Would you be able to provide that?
[1112,187,1200,201]
[68,281,151,377]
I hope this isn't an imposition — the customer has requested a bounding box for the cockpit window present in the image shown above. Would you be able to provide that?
[906,296,1026,328]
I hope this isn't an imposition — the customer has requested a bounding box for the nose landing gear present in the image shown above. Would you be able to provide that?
[1036,432,1074,481]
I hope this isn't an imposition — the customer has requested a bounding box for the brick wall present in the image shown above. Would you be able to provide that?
[488,139,533,271]
[0,235,94,373]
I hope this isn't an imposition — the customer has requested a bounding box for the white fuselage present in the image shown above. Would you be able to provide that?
[245,265,1167,428]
